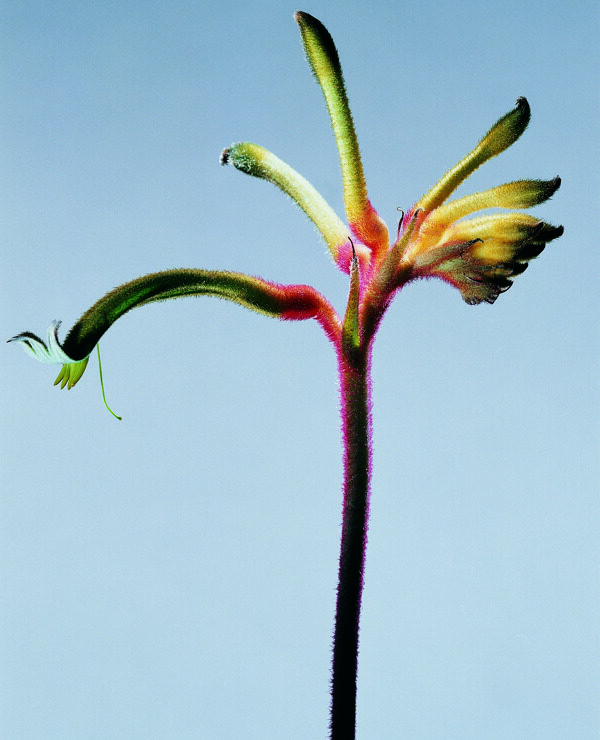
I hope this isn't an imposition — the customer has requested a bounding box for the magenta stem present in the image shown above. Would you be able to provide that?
[330,344,372,739]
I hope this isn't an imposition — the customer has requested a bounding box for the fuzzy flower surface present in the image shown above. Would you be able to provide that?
[9,11,562,391]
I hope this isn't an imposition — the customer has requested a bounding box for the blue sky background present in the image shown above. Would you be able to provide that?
[2,0,598,737]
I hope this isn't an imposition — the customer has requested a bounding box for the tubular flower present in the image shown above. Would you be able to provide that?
[9,269,340,390]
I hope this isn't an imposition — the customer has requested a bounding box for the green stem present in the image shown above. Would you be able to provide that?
[96,344,122,421]
[331,345,372,738]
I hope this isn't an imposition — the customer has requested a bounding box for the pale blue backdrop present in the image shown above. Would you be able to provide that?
[2,0,598,737]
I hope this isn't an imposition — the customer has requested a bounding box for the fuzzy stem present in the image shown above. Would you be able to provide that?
[331,344,372,738]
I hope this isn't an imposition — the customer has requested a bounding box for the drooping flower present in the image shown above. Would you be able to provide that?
[9,269,340,391]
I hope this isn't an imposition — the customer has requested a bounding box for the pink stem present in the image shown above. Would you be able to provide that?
[330,343,372,738]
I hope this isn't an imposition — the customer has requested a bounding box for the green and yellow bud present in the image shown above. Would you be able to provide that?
[418,97,531,213]
[342,241,361,353]
[222,142,348,262]
[295,11,389,256]
[426,177,561,229]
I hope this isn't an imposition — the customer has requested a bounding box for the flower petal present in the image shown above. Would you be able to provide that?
[9,320,76,364]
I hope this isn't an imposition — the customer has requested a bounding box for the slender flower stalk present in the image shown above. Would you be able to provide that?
[333,343,372,738]
[9,11,562,738]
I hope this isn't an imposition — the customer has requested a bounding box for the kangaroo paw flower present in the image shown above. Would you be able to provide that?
[12,15,563,388]
[395,99,563,305]
[9,270,341,389]
[10,14,565,735]
[411,214,564,304]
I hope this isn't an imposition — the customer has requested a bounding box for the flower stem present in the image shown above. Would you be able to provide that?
[331,345,372,738]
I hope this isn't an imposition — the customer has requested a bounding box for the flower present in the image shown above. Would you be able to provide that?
[224,14,562,316]
[8,321,89,389]
[8,269,339,390]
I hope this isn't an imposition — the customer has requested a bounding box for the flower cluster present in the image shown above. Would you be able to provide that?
[9,11,562,393]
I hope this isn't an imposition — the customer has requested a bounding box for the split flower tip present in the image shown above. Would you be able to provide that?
[8,320,70,363]
[8,321,90,389]
[410,214,564,305]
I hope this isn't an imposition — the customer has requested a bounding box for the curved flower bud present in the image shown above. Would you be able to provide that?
[342,242,361,354]
[423,177,561,235]
[403,177,561,263]
[9,269,341,387]
[417,97,531,212]
[221,142,349,264]
[295,11,389,257]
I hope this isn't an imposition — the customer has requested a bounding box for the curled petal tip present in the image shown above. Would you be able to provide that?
[9,320,90,388]
[9,320,72,364]
[533,176,561,203]
[417,98,532,213]
[479,97,531,158]
[294,11,328,34]
[515,96,529,113]
[410,213,564,306]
